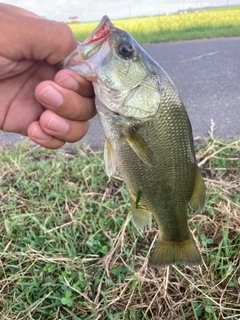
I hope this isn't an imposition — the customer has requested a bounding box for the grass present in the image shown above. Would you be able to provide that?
[0,136,239,319]
[69,6,240,43]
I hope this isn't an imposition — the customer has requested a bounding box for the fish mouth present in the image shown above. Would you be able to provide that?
[77,15,114,61]
[83,15,113,45]
[57,16,113,69]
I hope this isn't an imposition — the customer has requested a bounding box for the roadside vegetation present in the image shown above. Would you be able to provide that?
[69,6,240,43]
[0,136,239,319]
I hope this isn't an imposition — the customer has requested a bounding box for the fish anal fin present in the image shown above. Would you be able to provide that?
[124,130,153,166]
[189,166,206,212]
[104,139,116,177]
[130,192,152,231]
[149,231,202,268]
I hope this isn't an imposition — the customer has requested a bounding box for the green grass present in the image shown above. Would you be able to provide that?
[0,138,239,319]
[69,6,240,43]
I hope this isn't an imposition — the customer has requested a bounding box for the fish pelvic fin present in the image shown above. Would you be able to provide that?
[149,232,202,268]
[130,192,152,231]
[104,139,117,177]
[189,165,206,212]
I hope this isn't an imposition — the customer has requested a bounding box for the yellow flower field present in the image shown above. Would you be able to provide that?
[69,6,240,43]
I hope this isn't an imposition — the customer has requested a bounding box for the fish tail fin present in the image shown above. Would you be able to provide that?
[149,232,202,268]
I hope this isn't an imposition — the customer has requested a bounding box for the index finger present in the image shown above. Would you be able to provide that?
[54,69,94,98]
[35,80,96,121]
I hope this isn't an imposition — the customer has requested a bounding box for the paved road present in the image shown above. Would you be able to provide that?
[81,37,240,148]
[0,37,239,149]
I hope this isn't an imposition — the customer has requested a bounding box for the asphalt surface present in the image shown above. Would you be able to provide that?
[1,37,239,149]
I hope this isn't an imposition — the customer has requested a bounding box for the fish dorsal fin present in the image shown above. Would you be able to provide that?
[104,139,116,177]
[130,192,152,231]
[189,166,206,212]
[124,129,153,165]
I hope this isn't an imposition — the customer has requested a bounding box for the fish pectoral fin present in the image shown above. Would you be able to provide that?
[189,166,206,212]
[130,192,152,231]
[149,231,202,268]
[104,139,116,177]
[124,130,153,166]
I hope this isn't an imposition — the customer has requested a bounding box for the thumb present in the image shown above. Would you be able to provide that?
[0,4,78,64]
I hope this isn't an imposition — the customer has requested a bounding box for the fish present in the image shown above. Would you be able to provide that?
[59,16,206,267]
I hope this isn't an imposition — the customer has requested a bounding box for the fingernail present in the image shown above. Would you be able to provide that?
[47,113,69,133]
[57,75,79,91]
[31,124,51,141]
[38,85,63,107]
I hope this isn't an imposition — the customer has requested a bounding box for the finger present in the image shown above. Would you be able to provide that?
[54,69,94,98]
[1,8,78,63]
[39,110,90,143]
[35,81,96,121]
[1,4,40,18]
[29,110,90,144]
[28,121,65,149]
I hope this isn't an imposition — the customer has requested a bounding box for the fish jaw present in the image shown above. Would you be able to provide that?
[58,16,113,80]
[66,40,112,81]
[83,15,113,45]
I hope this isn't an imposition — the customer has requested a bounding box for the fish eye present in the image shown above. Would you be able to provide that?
[118,41,134,59]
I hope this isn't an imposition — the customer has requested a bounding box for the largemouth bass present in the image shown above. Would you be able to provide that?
[60,16,206,267]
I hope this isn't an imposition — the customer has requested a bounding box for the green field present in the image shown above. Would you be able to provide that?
[0,138,239,319]
[69,6,240,43]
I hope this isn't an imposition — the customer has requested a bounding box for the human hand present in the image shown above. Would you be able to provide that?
[0,4,95,148]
